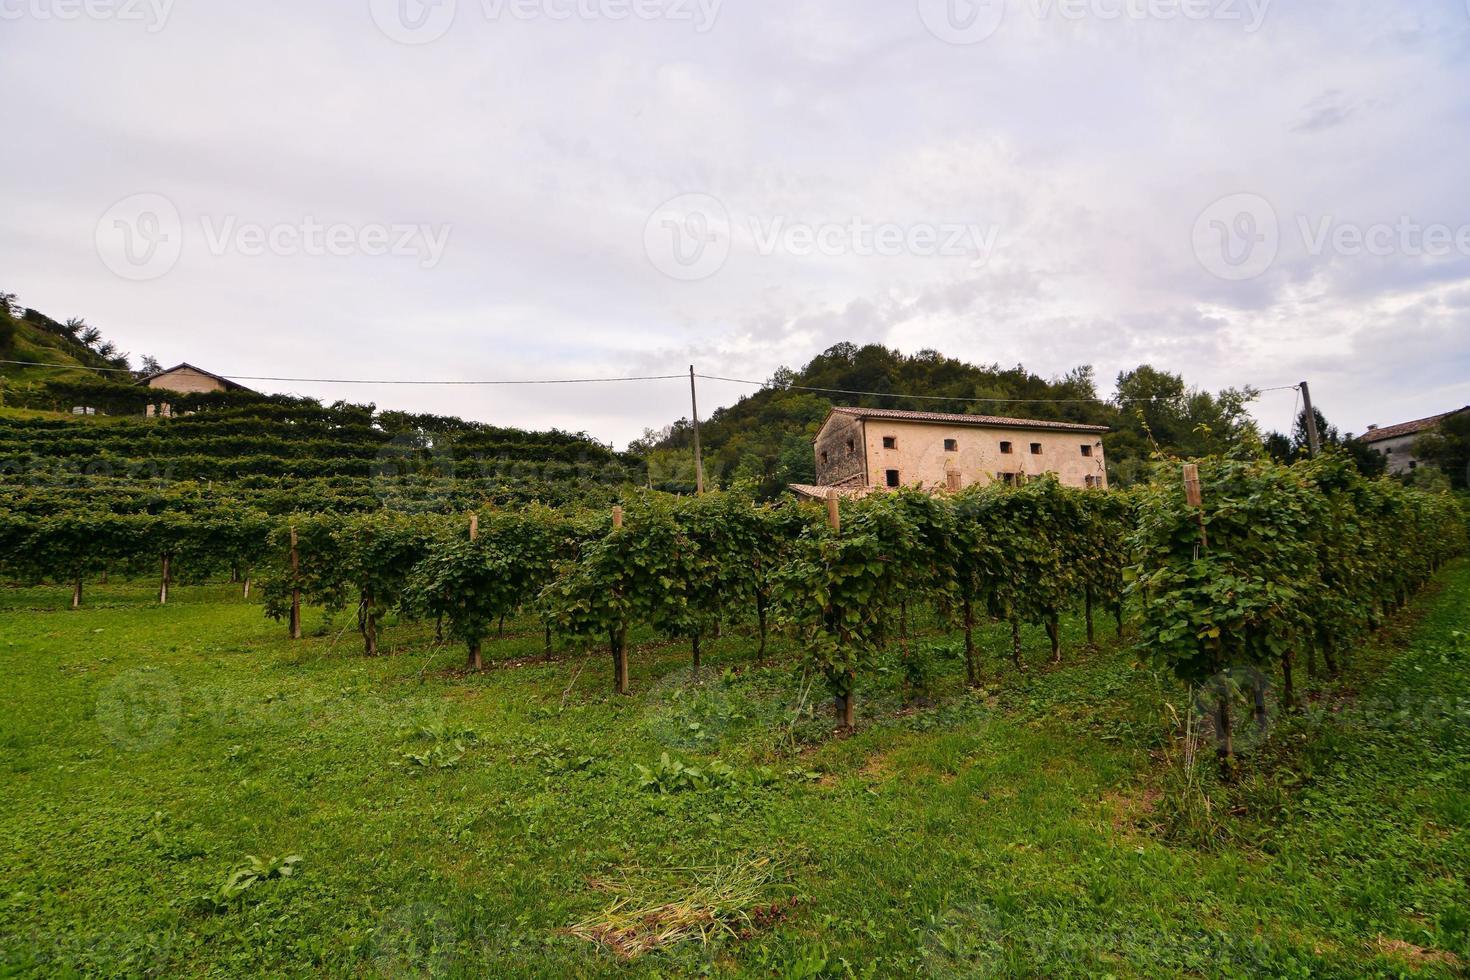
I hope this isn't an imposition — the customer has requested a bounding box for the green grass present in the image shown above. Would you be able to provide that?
[1,566,1468,977]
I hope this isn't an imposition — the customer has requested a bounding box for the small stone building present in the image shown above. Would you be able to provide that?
[137,363,256,417]
[1357,407,1469,476]
[791,407,1109,498]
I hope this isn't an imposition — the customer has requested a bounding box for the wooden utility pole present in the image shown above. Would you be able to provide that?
[1299,381,1321,457]
[689,366,706,495]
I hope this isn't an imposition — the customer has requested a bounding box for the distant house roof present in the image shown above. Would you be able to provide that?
[822,406,1109,436]
[135,362,257,394]
[1357,407,1468,445]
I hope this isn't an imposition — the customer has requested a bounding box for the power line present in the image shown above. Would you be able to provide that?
[0,356,1302,403]
[695,372,1300,406]
[0,359,686,386]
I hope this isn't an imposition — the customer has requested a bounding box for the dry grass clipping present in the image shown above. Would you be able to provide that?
[567,856,796,959]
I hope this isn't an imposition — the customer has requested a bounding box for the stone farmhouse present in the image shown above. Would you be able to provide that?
[1357,407,1469,476]
[790,407,1109,499]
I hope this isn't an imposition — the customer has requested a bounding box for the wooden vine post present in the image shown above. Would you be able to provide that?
[288,526,303,640]
[611,505,629,695]
[467,513,482,671]
[826,490,855,730]
[159,554,171,605]
[1183,464,1232,769]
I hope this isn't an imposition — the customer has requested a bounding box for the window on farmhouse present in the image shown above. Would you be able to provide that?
[820,451,828,465]
[1001,472,1018,486]
[846,439,855,455]
[1080,444,1093,457]
[944,438,958,452]
[885,469,901,487]
[1030,443,1043,455]
[883,436,897,449]
[1000,441,1014,454]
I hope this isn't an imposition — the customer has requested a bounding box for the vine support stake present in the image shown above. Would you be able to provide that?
[1182,464,1208,551]
[288,526,302,641]
[469,513,478,541]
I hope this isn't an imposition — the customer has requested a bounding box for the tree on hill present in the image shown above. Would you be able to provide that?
[637,343,1263,497]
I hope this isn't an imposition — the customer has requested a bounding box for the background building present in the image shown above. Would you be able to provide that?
[792,407,1109,498]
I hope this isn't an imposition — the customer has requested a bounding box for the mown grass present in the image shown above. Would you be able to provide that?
[1,564,1467,977]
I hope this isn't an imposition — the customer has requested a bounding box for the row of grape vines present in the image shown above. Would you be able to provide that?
[3,452,1463,751]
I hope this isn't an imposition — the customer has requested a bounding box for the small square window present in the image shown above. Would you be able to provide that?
[883,436,897,450]
[944,438,958,452]
[1000,441,1014,454]
[1080,444,1093,457]
[820,451,828,465]
[846,439,855,455]
[885,469,901,488]
[1030,443,1043,455]
[1001,472,1018,486]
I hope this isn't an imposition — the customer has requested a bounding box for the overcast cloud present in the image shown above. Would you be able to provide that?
[3,0,1469,446]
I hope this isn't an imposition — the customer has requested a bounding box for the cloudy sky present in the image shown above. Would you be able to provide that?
[3,0,1469,447]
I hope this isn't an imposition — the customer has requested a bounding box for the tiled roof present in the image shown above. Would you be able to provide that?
[827,406,1109,434]
[1357,408,1468,444]
[135,362,258,394]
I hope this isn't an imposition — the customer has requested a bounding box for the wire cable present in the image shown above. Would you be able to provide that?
[0,358,1302,402]
[696,372,1300,405]
[0,360,686,386]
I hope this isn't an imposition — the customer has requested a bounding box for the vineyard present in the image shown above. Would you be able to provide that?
[4,386,1470,974]
[3,440,1464,767]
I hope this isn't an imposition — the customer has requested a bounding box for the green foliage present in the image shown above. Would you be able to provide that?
[633,752,737,793]
[1130,450,1467,764]
[200,854,302,912]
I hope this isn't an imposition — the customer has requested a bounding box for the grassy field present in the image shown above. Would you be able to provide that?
[1,564,1467,977]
